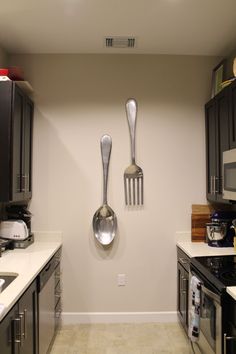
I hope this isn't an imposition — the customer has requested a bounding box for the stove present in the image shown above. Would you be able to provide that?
[191,255,236,292]
[190,256,236,354]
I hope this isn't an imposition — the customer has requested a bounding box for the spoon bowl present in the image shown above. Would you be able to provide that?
[92,135,117,246]
[93,204,117,245]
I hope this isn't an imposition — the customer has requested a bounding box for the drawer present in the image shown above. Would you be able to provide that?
[55,298,61,331]
[177,247,190,272]
[55,280,61,295]
[55,264,61,287]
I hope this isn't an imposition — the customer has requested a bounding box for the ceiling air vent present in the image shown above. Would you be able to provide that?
[105,37,136,48]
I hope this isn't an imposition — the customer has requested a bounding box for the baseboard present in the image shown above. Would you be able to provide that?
[61,311,178,325]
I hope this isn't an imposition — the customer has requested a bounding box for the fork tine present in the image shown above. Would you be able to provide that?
[124,175,143,205]
[141,177,143,204]
[124,177,128,205]
[128,178,131,205]
[137,178,140,205]
[133,178,136,205]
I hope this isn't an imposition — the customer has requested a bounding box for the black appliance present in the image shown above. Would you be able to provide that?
[0,238,14,257]
[190,255,236,354]
[206,211,236,247]
[37,248,62,354]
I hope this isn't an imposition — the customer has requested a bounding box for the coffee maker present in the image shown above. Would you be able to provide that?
[206,211,236,247]
[4,204,34,248]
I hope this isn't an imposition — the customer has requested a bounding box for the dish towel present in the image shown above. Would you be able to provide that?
[188,275,201,342]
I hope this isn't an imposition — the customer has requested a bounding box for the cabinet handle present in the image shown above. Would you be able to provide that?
[179,258,188,265]
[224,333,236,353]
[19,309,27,340]
[210,176,219,195]
[21,175,26,192]
[182,278,188,288]
[55,271,61,278]
[26,174,29,192]
[180,276,188,291]
[24,309,27,339]
[215,176,219,194]
[17,174,21,193]
[22,174,30,192]
[210,176,213,194]
[14,317,23,345]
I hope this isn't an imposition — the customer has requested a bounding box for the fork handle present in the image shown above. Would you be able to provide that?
[126,98,137,164]
[101,134,112,205]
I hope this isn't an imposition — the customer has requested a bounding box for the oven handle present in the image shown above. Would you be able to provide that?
[224,333,236,353]
[201,285,221,304]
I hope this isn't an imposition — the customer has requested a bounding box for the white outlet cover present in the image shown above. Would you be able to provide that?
[117,274,126,286]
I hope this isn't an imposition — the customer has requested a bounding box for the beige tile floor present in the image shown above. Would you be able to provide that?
[50,322,193,354]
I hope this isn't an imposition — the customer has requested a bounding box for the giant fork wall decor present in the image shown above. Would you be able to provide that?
[124,98,144,206]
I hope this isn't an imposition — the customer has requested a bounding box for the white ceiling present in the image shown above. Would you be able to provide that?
[0,0,235,55]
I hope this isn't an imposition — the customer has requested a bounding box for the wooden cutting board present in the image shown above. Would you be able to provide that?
[191,204,213,242]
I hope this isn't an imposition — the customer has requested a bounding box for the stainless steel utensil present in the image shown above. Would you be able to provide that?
[206,222,227,241]
[92,134,117,245]
[124,98,143,205]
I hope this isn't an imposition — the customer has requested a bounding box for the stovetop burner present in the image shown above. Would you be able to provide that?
[220,269,236,281]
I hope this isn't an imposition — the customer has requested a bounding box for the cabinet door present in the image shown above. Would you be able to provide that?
[0,304,19,354]
[0,82,34,203]
[216,89,230,202]
[11,85,25,202]
[205,100,217,202]
[177,262,189,332]
[229,80,236,149]
[17,281,38,354]
[22,96,34,200]
[205,91,230,203]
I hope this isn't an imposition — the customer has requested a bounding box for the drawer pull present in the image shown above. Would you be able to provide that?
[179,257,188,265]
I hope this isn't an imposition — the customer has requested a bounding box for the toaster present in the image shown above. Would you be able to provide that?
[0,220,29,240]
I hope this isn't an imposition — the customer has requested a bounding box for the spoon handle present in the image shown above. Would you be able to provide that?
[101,134,112,205]
[126,98,137,164]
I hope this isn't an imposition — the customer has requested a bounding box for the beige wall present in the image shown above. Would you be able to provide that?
[9,54,218,315]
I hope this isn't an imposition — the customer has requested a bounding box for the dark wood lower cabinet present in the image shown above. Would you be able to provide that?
[0,304,18,354]
[0,280,38,354]
[177,247,190,333]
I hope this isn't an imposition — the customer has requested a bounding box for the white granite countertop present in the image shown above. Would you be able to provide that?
[0,234,62,321]
[176,235,236,302]
[177,240,236,258]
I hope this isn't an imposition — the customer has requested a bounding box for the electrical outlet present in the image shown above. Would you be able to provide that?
[117,274,126,286]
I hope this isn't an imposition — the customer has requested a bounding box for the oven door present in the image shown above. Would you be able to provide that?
[198,285,222,354]
[190,271,222,354]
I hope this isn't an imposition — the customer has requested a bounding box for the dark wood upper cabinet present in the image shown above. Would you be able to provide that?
[229,79,236,149]
[0,81,34,203]
[205,88,230,203]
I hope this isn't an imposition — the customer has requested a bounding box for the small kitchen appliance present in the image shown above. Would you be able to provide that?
[0,205,34,248]
[206,211,236,247]
[0,220,28,240]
